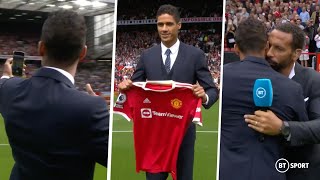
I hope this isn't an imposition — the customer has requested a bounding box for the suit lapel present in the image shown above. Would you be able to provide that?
[292,63,304,84]
[171,42,186,75]
[292,63,309,99]
[156,45,169,77]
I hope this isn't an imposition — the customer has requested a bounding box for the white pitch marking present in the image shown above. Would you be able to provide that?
[113,130,218,133]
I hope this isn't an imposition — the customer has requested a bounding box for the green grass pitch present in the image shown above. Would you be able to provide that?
[0,115,106,180]
[110,100,220,180]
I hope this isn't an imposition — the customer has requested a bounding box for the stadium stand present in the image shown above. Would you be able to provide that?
[117,0,222,20]
[0,34,38,56]
[0,7,113,95]
[224,0,320,70]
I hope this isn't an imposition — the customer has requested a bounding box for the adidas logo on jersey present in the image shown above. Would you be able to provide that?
[143,98,151,103]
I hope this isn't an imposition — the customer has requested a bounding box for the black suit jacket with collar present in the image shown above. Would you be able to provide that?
[220,56,308,180]
[131,41,218,153]
[285,63,320,180]
[0,68,109,180]
[131,42,218,108]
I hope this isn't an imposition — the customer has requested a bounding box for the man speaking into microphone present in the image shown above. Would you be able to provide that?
[219,17,308,180]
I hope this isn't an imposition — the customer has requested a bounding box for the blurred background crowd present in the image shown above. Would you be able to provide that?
[225,0,320,67]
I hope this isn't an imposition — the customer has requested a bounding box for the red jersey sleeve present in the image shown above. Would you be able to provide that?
[192,99,203,126]
[113,92,132,121]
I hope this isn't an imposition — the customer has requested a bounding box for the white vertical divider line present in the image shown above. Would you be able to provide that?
[216,0,227,179]
[107,1,118,179]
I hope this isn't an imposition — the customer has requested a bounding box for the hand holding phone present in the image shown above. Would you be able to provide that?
[2,58,13,77]
[12,51,25,76]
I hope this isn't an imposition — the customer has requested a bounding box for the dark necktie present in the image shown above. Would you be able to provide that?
[165,49,171,73]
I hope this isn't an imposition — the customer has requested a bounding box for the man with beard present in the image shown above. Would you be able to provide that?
[220,17,308,180]
[244,23,320,180]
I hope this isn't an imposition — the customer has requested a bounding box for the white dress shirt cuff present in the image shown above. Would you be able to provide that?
[285,133,291,142]
[202,94,209,105]
[1,75,10,79]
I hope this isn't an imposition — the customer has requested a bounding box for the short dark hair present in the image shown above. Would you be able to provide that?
[41,10,87,65]
[274,23,305,50]
[235,17,267,54]
[156,4,180,23]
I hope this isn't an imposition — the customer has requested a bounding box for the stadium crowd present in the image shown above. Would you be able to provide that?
[225,0,320,67]
[0,61,111,93]
[115,30,222,90]
[74,62,112,93]
[0,34,38,56]
[0,32,111,93]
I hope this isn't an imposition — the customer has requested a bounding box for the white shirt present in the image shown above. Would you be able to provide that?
[314,34,320,48]
[288,63,296,79]
[161,39,180,69]
[44,66,75,84]
[1,66,75,85]
[1,75,10,79]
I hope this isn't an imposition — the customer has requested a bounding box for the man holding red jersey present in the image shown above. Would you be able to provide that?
[118,4,218,180]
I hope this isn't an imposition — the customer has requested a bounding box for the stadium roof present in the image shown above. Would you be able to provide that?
[0,0,114,18]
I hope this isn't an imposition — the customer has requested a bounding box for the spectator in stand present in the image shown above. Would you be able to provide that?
[225,23,236,48]
[297,18,305,29]
[241,8,249,18]
[314,27,320,52]
[300,7,311,24]
[311,5,320,24]
[300,30,310,67]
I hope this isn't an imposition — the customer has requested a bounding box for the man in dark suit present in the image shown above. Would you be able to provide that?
[0,10,109,180]
[220,17,308,180]
[245,23,320,180]
[118,4,218,180]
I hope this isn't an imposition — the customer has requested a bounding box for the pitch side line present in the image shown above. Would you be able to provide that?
[0,131,218,146]
[113,130,218,133]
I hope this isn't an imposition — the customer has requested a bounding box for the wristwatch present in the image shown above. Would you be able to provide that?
[280,121,290,139]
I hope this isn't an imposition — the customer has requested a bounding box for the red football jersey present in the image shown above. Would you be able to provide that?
[114,81,202,180]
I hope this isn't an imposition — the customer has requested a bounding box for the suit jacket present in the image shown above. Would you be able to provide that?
[0,68,109,180]
[131,42,218,143]
[220,56,308,180]
[285,63,320,180]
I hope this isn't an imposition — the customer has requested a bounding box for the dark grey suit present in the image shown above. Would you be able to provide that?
[0,68,109,180]
[220,56,308,180]
[285,63,320,180]
[131,42,218,180]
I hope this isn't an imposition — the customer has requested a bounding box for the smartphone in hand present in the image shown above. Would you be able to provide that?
[12,51,25,76]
